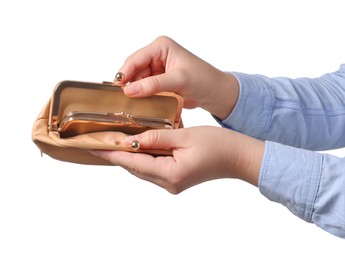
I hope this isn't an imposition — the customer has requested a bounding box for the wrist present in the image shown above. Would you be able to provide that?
[204,72,239,120]
[224,131,264,186]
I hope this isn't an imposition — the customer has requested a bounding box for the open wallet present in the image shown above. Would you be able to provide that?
[32,76,183,165]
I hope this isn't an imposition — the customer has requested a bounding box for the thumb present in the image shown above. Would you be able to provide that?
[125,129,183,150]
[123,72,183,97]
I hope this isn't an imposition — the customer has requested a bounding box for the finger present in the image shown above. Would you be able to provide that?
[124,129,186,150]
[130,66,151,82]
[123,70,185,97]
[91,149,155,170]
[90,150,177,189]
[117,38,168,84]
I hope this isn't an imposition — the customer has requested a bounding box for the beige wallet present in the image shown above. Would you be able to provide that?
[32,79,183,165]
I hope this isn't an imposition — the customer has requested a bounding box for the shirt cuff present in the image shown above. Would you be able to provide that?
[259,141,323,222]
[215,72,275,139]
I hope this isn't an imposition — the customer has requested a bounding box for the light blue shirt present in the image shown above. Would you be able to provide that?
[218,65,345,239]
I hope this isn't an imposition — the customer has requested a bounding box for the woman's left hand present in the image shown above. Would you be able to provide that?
[90,126,264,194]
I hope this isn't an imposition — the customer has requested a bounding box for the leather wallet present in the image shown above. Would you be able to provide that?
[32,79,183,165]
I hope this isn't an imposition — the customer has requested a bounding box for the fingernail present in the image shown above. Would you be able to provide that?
[124,84,140,96]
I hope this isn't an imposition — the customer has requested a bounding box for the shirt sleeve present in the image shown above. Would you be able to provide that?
[216,65,345,238]
[260,141,345,239]
[219,64,345,151]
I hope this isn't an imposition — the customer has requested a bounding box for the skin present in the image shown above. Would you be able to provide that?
[90,36,265,194]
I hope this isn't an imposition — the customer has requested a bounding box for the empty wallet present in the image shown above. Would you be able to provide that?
[32,79,183,165]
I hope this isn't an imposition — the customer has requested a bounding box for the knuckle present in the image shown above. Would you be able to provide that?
[155,35,172,44]
[143,130,160,147]
[166,184,183,195]
[165,175,184,195]
[124,54,137,70]
[145,76,162,94]
[167,188,180,195]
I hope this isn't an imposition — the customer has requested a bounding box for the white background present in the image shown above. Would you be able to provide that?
[1,0,344,259]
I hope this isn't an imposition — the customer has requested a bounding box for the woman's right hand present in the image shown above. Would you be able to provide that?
[117,36,239,120]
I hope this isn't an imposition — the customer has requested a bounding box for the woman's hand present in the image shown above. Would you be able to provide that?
[90,126,264,194]
[117,36,239,120]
